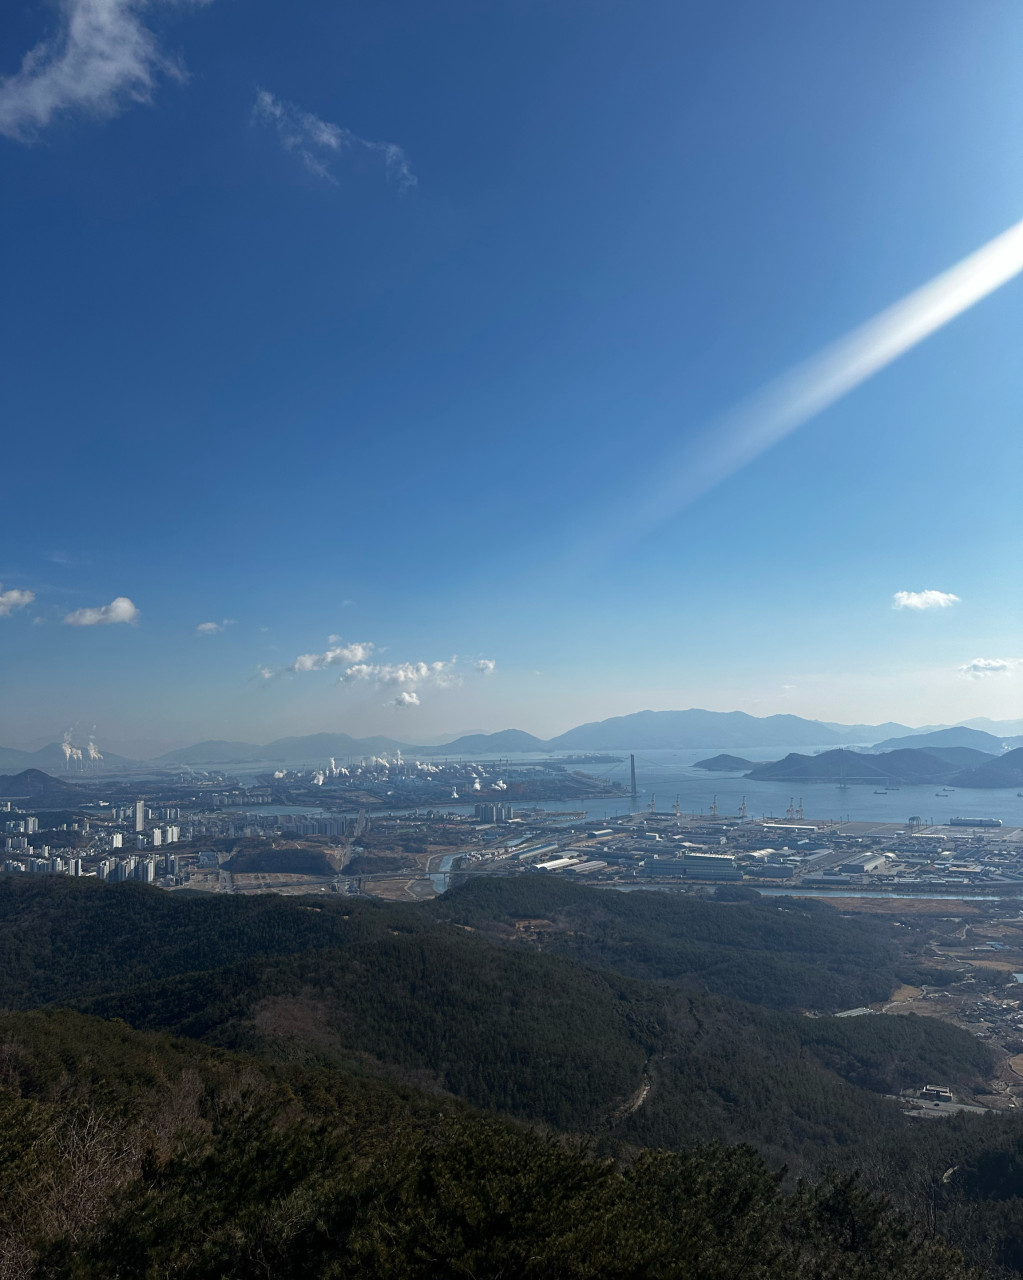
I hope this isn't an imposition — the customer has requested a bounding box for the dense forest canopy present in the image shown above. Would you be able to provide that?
[0,873,1019,1276]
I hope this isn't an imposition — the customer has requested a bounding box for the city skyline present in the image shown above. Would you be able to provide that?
[2,0,1021,747]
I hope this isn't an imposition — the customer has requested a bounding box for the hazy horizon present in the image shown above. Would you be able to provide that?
[8,706,1023,763]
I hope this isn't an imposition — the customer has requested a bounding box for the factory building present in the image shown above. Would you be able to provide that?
[839,854,888,874]
[638,854,742,881]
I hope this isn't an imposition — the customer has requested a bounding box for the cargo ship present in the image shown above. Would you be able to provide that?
[949,816,1002,828]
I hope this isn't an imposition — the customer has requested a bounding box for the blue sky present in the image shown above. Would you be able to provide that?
[1,0,1022,752]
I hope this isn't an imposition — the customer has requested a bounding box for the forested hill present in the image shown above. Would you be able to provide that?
[426,876,915,1010]
[0,874,991,1162]
[0,873,1014,1275]
[0,1007,974,1280]
[0,871,924,1013]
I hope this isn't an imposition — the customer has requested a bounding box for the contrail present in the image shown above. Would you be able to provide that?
[631,215,1023,536]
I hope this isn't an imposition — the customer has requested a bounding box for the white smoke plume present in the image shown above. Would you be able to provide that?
[59,731,86,770]
[87,737,103,761]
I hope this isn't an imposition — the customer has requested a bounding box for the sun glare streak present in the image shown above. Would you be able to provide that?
[634,215,1023,535]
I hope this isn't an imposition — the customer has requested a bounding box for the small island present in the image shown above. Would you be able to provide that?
[694,754,756,772]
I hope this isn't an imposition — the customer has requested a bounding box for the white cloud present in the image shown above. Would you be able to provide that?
[64,596,139,626]
[341,659,458,689]
[0,0,202,142]
[337,657,467,708]
[892,590,961,611]
[274,642,483,706]
[252,88,417,191]
[196,618,233,635]
[288,641,375,674]
[0,586,35,617]
[958,657,1021,679]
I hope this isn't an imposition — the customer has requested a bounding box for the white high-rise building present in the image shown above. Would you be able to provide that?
[151,828,162,847]
[134,799,145,833]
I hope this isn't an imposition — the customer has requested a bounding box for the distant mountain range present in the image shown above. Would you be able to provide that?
[5,709,1023,772]
[868,726,1020,754]
[954,718,1023,736]
[145,710,919,766]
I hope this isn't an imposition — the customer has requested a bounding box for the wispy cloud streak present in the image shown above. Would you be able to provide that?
[630,216,1023,537]
[253,89,416,190]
